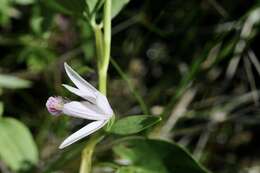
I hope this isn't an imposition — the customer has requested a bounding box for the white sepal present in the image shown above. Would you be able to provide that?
[64,63,98,94]
[96,94,113,117]
[59,120,107,149]
[62,84,96,103]
[63,101,109,120]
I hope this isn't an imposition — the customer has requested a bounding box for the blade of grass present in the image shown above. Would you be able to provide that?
[110,58,149,115]
[243,56,259,105]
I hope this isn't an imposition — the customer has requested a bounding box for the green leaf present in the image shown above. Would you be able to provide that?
[113,138,210,173]
[0,74,31,89]
[114,141,168,173]
[0,118,38,171]
[0,0,13,25]
[43,0,86,17]
[85,0,100,14]
[112,0,130,19]
[108,115,161,135]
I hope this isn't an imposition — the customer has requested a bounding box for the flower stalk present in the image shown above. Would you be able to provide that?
[80,0,112,172]
[100,0,111,95]
[79,134,103,173]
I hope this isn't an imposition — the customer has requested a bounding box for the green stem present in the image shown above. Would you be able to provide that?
[80,0,112,172]
[93,25,104,71]
[79,135,101,173]
[93,24,107,94]
[100,0,111,95]
[99,68,107,94]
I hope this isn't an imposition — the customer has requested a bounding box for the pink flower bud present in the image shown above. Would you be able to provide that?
[46,96,64,116]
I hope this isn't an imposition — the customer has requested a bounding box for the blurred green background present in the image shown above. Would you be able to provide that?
[0,0,260,172]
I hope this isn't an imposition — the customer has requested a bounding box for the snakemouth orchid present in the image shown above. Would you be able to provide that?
[46,63,113,149]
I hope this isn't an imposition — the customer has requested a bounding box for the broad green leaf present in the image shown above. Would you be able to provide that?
[113,138,210,173]
[0,74,31,89]
[43,0,86,16]
[114,142,168,173]
[0,118,38,171]
[108,115,161,135]
[86,0,100,14]
[112,0,130,19]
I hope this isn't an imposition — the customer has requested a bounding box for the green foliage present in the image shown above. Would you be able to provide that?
[111,0,130,19]
[0,118,38,171]
[0,0,34,25]
[0,0,16,25]
[43,0,86,16]
[108,115,161,135]
[85,0,100,14]
[43,0,130,20]
[0,74,31,89]
[0,0,260,172]
[113,138,210,173]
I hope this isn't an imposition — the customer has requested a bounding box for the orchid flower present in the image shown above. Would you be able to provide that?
[46,63,113,149]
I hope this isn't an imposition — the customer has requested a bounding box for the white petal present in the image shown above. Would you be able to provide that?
[59,120,107,149]
[64,63,98,94]
[63,101,109,120]
[96,94,113,116]
[62,84,96,103]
